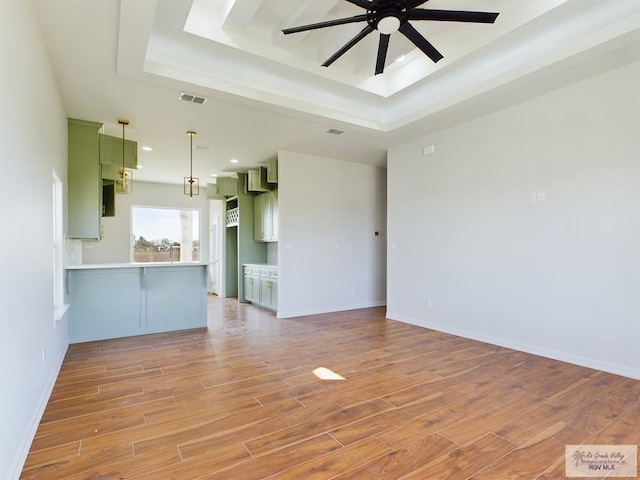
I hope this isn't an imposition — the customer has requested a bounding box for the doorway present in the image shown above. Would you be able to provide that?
[208,199,224,296]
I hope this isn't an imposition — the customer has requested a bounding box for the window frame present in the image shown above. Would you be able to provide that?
[130,205,201,264]
[52,171,67,325]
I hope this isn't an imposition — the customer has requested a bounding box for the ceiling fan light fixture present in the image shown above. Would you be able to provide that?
[377,15,401,34]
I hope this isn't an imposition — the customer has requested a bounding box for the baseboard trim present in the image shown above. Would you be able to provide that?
[10,342,68,480]
[386,311,640,381]
[278,301,386,319]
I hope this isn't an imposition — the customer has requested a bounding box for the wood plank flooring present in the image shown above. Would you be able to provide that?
[21,297,640,479]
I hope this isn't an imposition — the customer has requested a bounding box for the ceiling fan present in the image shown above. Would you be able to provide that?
[282,0,500,75]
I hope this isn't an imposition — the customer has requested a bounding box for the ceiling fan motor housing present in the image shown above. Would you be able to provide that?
[368,1,409,33]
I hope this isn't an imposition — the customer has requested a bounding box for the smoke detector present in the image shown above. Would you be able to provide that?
[326,128,344,135]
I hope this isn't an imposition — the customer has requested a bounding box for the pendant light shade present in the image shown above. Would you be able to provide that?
[184,130,200,197]
[115,119,133,194]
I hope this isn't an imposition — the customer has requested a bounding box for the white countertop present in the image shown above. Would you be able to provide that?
[65,262,210,270]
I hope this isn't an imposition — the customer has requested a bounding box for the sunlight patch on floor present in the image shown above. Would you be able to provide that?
[313,367,345,381]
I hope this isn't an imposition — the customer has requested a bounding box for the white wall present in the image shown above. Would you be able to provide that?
[387,60,640,379]
[0,1,69,478]
[277,151,387,318]
[82,181,209,264]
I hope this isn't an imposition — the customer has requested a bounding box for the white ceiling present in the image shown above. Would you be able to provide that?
[33,0,639,185]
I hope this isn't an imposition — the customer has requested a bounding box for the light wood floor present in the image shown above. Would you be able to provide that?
[21,297,640,479]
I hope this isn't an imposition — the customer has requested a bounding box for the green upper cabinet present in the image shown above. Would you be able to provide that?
[207,177,238,199]
[99,133,137,169]
[254,190,278,242]
[68,118,103,240]
[247,166,272,192]
[267,157,278,184]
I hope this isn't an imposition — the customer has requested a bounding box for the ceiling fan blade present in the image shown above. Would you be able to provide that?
[407,0,430,8]
[322,25,375,67]
[399,22,443,63]
[344,0,372,9]
[283,14,368,35]
[410,9,499,23]
[375,34,390,75]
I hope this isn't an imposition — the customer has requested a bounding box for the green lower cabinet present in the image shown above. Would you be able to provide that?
[243,269,260,303]
[242,264,277,311]
[259,276,277,310]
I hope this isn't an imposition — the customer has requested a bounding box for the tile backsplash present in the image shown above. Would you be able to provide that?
[65,239,83,266]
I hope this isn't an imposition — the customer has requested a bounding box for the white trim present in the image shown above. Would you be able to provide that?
[10,342,68,480]
[277,301,387,319]
[52,172,64,326]
[53,304,70,324]
[386,312,640,381]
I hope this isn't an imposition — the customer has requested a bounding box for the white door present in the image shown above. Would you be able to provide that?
[208,214,220,295]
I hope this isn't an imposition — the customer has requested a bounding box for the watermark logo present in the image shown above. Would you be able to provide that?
[566,445,637,477]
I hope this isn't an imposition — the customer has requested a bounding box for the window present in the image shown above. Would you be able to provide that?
[132,206,200,263]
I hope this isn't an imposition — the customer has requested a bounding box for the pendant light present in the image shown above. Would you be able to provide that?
[184,130,200,197]
[115,119,133,194]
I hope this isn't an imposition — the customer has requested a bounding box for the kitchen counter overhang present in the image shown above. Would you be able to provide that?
[65,261,210,269]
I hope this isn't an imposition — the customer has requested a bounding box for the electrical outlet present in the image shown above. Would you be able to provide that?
[538,191,546,202]
[422,145,435,156]
[529,193,537,203]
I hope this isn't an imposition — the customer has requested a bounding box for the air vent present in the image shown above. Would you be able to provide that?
[327,128,344,135]
[179,92,207,105]
[194,144,212,151]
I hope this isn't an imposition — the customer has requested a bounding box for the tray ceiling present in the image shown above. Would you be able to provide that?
[122,0,638,131]
[33,0,639,184]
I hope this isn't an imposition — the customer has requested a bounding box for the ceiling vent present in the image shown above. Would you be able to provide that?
[194,144,212,151]
[326,128,344,135]
[179,92,207,105]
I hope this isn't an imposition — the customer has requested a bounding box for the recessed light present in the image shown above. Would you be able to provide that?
[141,146,153,151]
[230,159,239,164]
[210,173,218,177]
[137,165,144,169]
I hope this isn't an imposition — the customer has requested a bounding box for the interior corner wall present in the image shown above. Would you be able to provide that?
[277,151,387,318]
[387,60,640,379]
[0,1,70,478]
[81,181,210,264]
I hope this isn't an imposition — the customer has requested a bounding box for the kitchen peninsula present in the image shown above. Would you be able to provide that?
[65,262,208,343]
